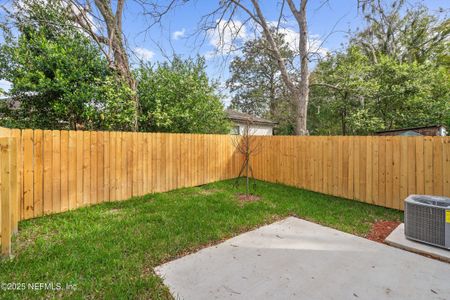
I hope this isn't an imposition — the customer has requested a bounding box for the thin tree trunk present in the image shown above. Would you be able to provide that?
[74,0,139,131]
[341,110,347,135]
[295,0,309,135]
[228,0,310,135]
[269,73,276,118]
[246,157,249,196]
[246,124,250,196]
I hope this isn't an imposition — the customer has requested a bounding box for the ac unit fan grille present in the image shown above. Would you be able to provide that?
[405,203,445,247]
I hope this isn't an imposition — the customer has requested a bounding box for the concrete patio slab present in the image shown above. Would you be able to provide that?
[385,223,450,263]
[155,217,450,300]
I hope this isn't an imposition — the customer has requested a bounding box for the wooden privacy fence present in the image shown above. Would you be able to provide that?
[0,137,19,257]
[1,126,449,245]
[0,127,243,222]
[251,136,450,210]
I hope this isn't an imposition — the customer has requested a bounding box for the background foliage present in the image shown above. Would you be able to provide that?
[227,3,449,135]
[227,32,296,135]
[0,1,229,133]
[136,57,230,134]
[0,2,136,130]
[0,0,448,135]
[307,4,449,135]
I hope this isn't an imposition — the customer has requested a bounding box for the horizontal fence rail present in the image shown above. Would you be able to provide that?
[251,136,450,210]
[0,127,243,221]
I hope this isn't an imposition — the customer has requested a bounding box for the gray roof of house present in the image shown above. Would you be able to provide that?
[225,109,277,126]
[375,125,446,134]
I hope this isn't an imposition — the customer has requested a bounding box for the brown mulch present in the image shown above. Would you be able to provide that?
[237,194,261,202]
[366,220,401,243]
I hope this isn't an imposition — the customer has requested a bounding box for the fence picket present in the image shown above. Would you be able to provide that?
[1,138,13,256]
[60,131,69,212]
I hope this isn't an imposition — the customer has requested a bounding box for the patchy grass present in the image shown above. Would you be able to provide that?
[0,179,402,299]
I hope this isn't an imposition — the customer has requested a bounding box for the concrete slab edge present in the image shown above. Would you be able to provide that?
[385,225,450,264]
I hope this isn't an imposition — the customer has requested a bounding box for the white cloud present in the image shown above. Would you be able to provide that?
[70,3,102,35]
[0,80,12,94]
[307,34,329,58]
[207,19,248,56]
[134,47,155,62]
[13,0,102,35]
[267,21,328,58]
[203,19,328,63]
[203,50,217,61]
[172,28,186,40]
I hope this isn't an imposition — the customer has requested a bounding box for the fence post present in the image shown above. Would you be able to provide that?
[1,137,16,257]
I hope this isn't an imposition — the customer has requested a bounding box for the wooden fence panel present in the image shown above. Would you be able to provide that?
[76,131,83,207]
[82,131,90,207]
[1,137,18,257]
[10,130,22,223]
[2,126,447,219]
[251,136,450,210]
[97,132,105,204]
[52,130,61,213]
[444,138,450,197]
[433,137,443,196]
[68,131,77,210]
[90,131,98,205]
[22,130,34,219]
[0,128,242,220]
[33,130,43,218]
[60,130,69,212]
[109,132,116,202]
[43,131,52,214]
[424,137,433,195]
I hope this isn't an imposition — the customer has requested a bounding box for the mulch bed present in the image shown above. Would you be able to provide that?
[366,220,401,243]
[237,194,261,202]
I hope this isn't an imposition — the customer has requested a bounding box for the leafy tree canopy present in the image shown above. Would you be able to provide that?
[309,47,449,135]
[353,3,449,65]
[227,31,296,135]
[308,3,450,135]
[0,1,135,130]
[136,57,230,134]
[1,1,229,134]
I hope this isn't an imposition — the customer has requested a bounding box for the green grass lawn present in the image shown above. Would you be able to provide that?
[0,179,402,299]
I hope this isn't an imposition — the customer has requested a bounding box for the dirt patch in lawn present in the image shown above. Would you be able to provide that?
[237,194,261,202]
[366,220,400,243]
[105,208,123,215]
[198,189,223,195]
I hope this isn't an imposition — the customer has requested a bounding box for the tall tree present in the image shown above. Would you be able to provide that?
[227,31,296,133]
[0,1,134,130]
[309,2,450,135]
[70,0,139,129]
[354,0,449,64]
[5,0,138,129]
[309,47,378,135]
[210,0,311,135]
[309,49,449,135]
[7,0,180,130]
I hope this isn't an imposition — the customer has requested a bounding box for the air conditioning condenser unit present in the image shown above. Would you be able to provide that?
[404,195,450,250]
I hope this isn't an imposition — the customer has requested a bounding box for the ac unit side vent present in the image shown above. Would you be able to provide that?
[405,202,445,247]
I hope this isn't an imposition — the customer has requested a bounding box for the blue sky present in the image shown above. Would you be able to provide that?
[121,1,447,72]
[0,0,448,97]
